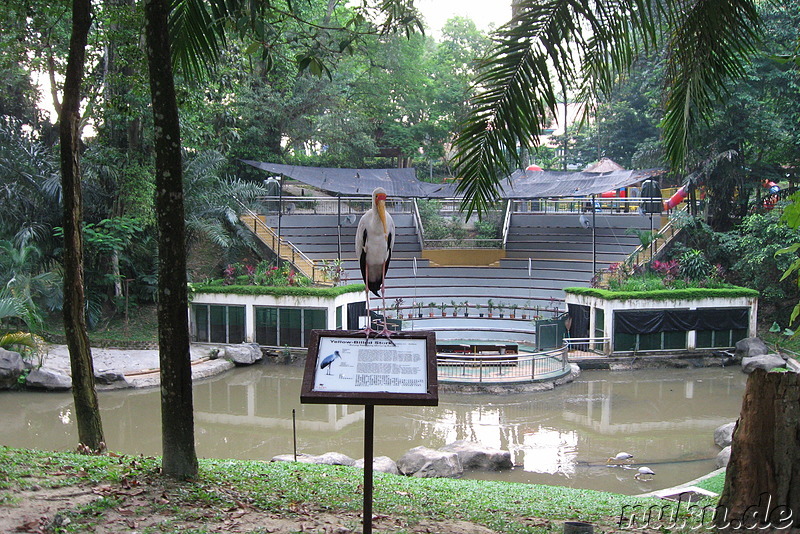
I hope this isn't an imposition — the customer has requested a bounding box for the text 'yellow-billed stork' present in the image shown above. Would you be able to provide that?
[356,187,395,338]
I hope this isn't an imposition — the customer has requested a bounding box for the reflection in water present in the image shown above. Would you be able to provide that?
[0,365,746,495]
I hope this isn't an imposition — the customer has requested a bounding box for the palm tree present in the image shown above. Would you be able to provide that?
[451,0,761,216]
[144,0,423,479]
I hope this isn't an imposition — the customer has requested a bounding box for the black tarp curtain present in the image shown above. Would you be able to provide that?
[614,308,749,335]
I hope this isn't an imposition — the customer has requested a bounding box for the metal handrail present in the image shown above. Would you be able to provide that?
[236,202,329,284]
[437,344,570,383]
[501,198,513,248]
[564,336,610,355]
[627,204,688,268]
[254,195,414,215]
[412,198,425,251]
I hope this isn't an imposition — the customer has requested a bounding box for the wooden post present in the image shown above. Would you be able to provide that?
[363,404,375,534]
[716,369,800,530]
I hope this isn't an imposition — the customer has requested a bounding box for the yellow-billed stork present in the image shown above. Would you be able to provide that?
[356,187,395,338]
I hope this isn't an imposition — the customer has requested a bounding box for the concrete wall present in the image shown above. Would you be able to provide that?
[565,293,758,354]
[190,290,364,344]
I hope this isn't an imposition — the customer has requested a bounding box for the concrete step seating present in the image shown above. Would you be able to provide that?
[249,210,648,311]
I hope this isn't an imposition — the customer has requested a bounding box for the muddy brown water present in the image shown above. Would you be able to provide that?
[1,364,746,495]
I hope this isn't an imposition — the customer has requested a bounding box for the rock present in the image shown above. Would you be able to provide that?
[94,369,126,385]
[439,440,512,471]
[733,337,769,363]
[354,456,400,475]
[741,354,786,374]
[714,422,736,448]
[270,452,355,466]
[314,452,356,466]
[715,445,731,468]
[224,343,263,365]
[396,446,463,478]
[25,368,72,391]
[271,453,317,463]
[0,348,26,389]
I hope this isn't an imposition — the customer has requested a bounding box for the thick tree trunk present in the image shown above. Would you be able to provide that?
[716,369,800,530]
[60,0,105,451]
[143,0,198,479]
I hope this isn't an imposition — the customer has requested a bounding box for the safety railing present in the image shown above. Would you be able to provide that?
[627,204,688,269]
[510,197,652,214]
[254,195,414,215]
[563,336,610,356]
[238,208,332,285]
[437,345,571,383]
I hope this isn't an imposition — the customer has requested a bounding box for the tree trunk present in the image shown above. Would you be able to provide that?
[143,0,198,479]
[60,0,105,450]
[716,369,800,530]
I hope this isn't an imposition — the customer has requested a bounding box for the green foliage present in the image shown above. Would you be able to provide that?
[191,282,364,299]
[678,249,714,281]
[565,286,758,301]
[0,446,679,533]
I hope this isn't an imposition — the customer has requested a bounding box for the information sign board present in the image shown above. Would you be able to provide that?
[300,330,438,406]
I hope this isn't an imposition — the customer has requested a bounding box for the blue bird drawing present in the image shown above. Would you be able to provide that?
[320,351,342,375]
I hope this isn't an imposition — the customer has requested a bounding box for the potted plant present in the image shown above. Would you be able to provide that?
[439,302,447,317]
[428,302,436,317]
[416,301,423,318]
[509,303,518,319]
[475,302,483,317]
[451,299,459,317]
[487,299,494,318]
[394,298,404,319]
[498,301,506,318]
[462,301,470,317]
[521,302,530,320]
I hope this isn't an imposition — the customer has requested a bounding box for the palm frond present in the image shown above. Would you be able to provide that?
[451,0,657,216]
[453,0,760,215]
[660,0,760,171]
[169,0,226,80]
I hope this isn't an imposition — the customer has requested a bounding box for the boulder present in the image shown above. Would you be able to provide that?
[354,456,400,475]
[439,440,512,471]
[741,354,786,374]
[715,445,732,469]
[396,446,463,478]
[25,368,72,391]
[270,452,355,466]
[0,348,26,389]
[224,343,263,365]
[94,369,126,385]
[314,452,356,466]
[714,422,736,448]
[733,337,769,363]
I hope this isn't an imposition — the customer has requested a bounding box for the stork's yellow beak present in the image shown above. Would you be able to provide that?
[376,193,387,234]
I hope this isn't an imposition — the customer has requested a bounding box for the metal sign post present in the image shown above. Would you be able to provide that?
[300,330,438,534]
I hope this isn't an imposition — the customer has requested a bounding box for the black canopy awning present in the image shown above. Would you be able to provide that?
[241,160,661,199]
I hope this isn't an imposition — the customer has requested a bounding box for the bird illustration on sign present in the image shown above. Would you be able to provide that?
[319,350,342,375]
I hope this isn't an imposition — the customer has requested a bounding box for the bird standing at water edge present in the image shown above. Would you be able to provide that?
[356,187,395,339]
[607,452,634,465]
[634,466,655,481]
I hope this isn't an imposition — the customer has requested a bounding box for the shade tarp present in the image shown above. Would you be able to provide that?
[242,160,658,199]
[501,169,656,198]
[614,308,750,335]
[241,160,455,198]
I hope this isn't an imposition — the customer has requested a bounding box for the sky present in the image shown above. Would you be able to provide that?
[415,0,513,35]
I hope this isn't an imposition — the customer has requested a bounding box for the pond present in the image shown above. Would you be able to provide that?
[0,364,746,495]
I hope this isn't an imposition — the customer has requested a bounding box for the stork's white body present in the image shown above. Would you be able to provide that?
[356,188,395,298]
[356,188,395,338]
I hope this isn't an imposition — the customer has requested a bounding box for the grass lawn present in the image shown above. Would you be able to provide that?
[0,447,723,533]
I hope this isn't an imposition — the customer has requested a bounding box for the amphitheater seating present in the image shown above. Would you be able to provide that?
[254,209,654,313]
